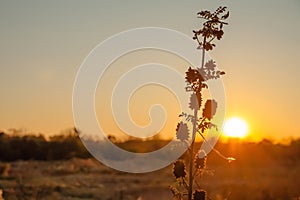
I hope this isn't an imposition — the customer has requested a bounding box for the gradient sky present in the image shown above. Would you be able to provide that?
[0,0,300,140]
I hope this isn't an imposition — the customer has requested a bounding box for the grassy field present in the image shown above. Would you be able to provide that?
[0,158,173,200]
[0,140,300,200]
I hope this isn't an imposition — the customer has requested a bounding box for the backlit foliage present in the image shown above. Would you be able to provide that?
[170,6,229,200]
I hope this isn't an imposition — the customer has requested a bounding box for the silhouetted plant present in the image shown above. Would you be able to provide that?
[170,6,230,200]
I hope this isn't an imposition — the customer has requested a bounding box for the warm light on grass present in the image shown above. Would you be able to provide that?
[222,117,249,138]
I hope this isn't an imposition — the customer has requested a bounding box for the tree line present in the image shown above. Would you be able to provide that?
[0,130,90,161]
[1,129,300,165]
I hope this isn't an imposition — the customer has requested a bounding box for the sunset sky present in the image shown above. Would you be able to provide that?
[1,0,300,140]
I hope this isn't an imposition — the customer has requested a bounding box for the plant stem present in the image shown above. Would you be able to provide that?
[201,37,206,68]
[188,108,198,200]
[201,49,205,69]
[194,34,206,69]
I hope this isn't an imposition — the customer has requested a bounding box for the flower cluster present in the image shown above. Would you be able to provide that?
[193,6,229,51]
[185,60,225,98]
[199,60,225,81]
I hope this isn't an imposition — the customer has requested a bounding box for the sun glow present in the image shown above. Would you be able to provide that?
[222,117,249,138]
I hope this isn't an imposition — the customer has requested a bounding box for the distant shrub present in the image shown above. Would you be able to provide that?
[0,129,90,161]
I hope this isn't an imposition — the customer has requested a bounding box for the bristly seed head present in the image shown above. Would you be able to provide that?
[173,160,187,179]
[193,190,207,200]
[202,99,217,120]
[194,150,207,170]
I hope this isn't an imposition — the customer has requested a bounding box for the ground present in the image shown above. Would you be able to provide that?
[0,156,300,200]
[0,158,172,200]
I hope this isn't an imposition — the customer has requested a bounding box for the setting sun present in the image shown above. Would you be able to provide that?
[222,117,249,138]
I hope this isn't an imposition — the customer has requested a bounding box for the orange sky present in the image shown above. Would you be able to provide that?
[0,1,300,140]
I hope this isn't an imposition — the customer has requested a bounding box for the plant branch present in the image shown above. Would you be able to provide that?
[197,130,234,162]
[182,177,189,190]
[208,36,216,43]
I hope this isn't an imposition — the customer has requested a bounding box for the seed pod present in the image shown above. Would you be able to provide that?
[176,122,189,141]
[202,99,217,120]
[193,190,206,200]
[194,150,207,170]
[173,160,186,179]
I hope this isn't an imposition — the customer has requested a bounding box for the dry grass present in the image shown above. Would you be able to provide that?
[0,141,300,200]
[0,158,172,200]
